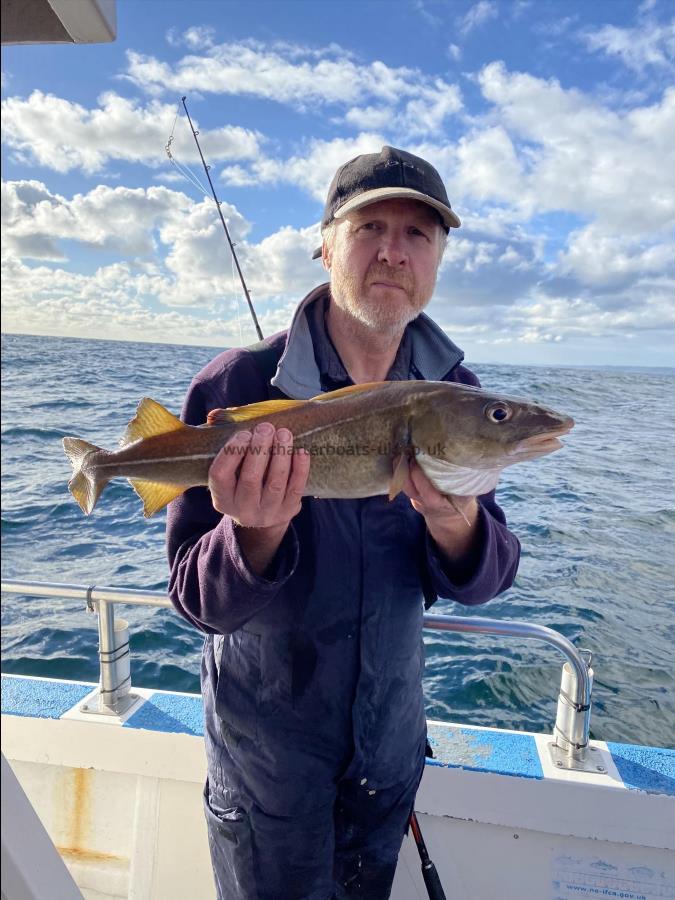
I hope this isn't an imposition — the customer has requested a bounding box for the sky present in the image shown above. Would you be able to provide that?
[1,0,674,367]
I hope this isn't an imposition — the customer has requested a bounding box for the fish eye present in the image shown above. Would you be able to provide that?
[485,402,512,423]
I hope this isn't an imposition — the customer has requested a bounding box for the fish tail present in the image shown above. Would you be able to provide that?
[63,437,109,515]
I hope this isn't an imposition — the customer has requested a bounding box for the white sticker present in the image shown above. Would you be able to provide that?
[552,854,675,900]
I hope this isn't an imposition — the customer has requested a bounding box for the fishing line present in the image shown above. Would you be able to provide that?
[165,111,210,200]
[171,158,211,199]
[165,101,262,343]
[179,96,263,341]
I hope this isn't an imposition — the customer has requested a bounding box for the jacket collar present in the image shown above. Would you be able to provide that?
[271,282,464,400]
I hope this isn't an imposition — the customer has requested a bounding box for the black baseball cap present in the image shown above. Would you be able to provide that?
[312,145,460,259]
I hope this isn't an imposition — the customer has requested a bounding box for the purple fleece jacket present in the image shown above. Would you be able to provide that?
[167,287,520,636]
[166,285,521,799]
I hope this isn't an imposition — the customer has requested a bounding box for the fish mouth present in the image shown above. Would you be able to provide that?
[508,419,575,461]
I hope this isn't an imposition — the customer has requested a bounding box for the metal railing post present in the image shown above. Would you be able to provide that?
[423,613,596,770]
[98,599,118,698]
[2,581,597,762]
[79,598,138,717]
[0,581,156,718]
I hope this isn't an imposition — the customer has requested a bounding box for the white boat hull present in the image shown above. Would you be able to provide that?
[2,674,674,900]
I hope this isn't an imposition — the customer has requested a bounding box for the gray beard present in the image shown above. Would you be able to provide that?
[341,299,420,337]
[330,268,431,337]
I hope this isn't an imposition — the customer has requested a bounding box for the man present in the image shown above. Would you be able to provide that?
[167,146,520,899]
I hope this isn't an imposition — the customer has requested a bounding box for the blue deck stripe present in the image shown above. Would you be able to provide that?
[4,675,674,796]
[124,692,204,737]
[427,723,543,779]
[606,741,675,796]
[1,675,93,719]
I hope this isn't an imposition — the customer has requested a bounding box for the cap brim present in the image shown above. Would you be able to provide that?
[312,246,322,260]
[334,186,461,229]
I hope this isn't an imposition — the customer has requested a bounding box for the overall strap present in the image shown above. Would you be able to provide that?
[245,339,288,399]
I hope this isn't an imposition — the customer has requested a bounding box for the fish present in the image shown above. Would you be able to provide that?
[62,380,574,517]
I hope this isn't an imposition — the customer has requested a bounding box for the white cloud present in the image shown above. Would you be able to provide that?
[3,35,674,364]
[453,126,524,203]
[0,234,320,349]
[344,106,395,130]
[344,82,461,137]
[0,255,265,347]
[558,224,675,288]
[506,287,675,343]
[1,90,262,174]
[184,56,672,252]
[124,39,463,126]
[2,42,463,180]
[3,175,673,360]
[511,1,532,20]
[1,178,319,323]
[533,16,578,39]
[183,25,216,50]
[243,226,320,298]
[583,19,675,72]
[414,0,442,28]
[2,180,195,259]
[458,1,498,36]
[166,25,215,51]
[400,81,463,135]
[466,62,675,233]
[221,133,387,202]
[432,217,543,312]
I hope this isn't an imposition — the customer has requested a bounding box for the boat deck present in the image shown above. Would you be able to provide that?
[2,673,674,899]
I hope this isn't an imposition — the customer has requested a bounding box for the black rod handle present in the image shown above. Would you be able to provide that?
[409,812,447,900]
[422,861,447,900]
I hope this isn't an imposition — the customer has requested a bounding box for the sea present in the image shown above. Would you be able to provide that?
[1,332,674,748]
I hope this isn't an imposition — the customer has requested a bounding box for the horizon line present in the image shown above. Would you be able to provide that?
[2,330,674,374]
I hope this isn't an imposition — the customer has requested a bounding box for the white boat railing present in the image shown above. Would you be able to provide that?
[1,578,596,771]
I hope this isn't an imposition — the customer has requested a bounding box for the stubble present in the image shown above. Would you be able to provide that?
[330,261,436,337]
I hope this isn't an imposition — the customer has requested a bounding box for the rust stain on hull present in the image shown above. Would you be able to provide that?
[53,767,103,858]
[70,767,91,850]
[57,846,126,864]
[53,768,128,867]
[53,768,127,867]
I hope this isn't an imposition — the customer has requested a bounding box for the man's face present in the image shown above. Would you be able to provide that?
[324,198,445,336]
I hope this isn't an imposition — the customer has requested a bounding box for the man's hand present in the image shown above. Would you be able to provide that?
[208,422,311,575]
[209,422,311,526]
[399,458,481,565]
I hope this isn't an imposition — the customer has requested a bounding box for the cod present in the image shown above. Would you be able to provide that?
[63,380,574,517]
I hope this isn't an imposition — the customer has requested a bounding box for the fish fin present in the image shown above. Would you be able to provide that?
[389,451,411,501]
[207,385,388,425]
[63,436,109,515]
[128,479,185,518]
[207,399,306,425]
[120,398,186,447]
[310,382,387,402]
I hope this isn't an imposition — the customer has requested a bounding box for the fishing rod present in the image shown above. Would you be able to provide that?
[410,810,447,900]
[177,94,447,900]
[179,96,263,341]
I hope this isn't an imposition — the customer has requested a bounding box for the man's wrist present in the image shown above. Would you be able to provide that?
[425,499,480,564]
[236,520,291,577]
